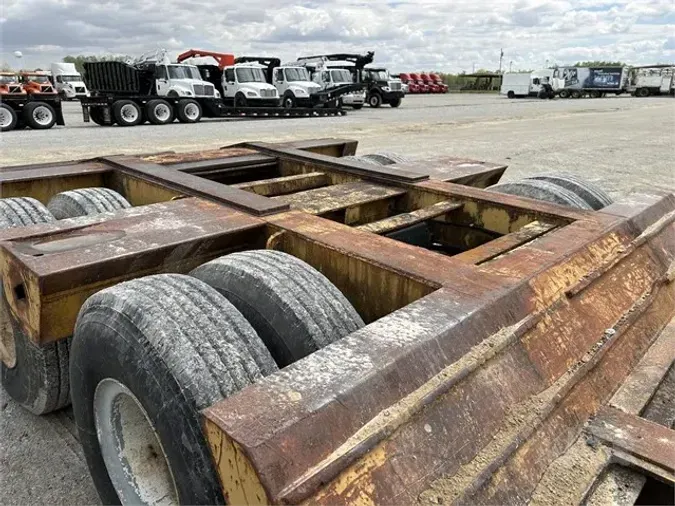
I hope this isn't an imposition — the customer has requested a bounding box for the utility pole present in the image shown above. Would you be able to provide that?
[509,60,513,72]
[472,63,476,73]
[499,48,504,74]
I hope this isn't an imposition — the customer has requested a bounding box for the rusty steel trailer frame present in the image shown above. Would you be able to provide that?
[0,138,673,505]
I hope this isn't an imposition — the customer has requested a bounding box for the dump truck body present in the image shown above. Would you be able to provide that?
[1,140,673,504]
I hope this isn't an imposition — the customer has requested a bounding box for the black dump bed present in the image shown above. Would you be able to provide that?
[83,61,155,95]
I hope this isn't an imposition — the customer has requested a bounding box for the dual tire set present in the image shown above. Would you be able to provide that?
[89,98,203,127]
[0,188,365,504]
[0,102,57,132]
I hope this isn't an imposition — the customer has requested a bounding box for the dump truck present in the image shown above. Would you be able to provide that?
[0,71,64,132]
[1,137,673,505]
[552,65,628,98]
[50,62,89,100]
[627,65,675,97]
[81,50,344,126]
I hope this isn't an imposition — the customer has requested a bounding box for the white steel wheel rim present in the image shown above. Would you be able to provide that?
[154,104,171,122]
[0,108,12,128]
[94,378,178,506]
[184,103,199,120]
[370,96,379,106]
[120,104,139,123]
[284,97,293,108]
[32,106,53,126]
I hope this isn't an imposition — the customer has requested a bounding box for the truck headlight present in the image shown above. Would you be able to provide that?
[214,90,221,98]
[180,89,193,96]
[293,88,308,96]
[383,86,390,92]
[246,91,258,97]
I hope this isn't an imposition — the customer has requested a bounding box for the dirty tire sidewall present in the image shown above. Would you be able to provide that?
[70,274,276,505]
[528,174,613,210]
[47,187,131,219]
[176,99,202,123]
[191,250,365,368]
[0,103,18,132]
[1,288,71,415]
[24,102,56,129]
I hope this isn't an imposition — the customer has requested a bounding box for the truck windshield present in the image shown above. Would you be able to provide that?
[60,75,82,82]
[0,75,19,84]
[330,70,353,84]
[284,68,310,82]
[368,70,389,81]
[236,68,267,83]
[167,65,202,80]
[26,75,50,83]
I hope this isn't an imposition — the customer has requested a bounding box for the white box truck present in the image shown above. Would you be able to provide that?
[50,62,89,100]
[551,66,627,98]
[501,70,552,98]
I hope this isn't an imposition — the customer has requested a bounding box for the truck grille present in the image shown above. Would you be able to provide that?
[390,82,402,91]
[193,84,215,96]
[260,89,277,98]
[41,85,54,93]
[8,85,22,93]
[75,87,86,93]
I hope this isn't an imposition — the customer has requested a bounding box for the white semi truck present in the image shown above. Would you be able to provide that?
[50,62,89,100]
[626,65,675,97]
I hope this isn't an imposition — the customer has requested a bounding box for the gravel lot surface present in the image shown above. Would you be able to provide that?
[0,93,673,505]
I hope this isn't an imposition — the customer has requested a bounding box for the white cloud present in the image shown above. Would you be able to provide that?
[1,0,674,72]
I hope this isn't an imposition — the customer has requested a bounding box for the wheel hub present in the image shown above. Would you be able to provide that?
[155,105,170,121]
[185,104,199,119]
[94,378,178,506]
[0,109,11,128]
[121,105,138,122]
[33,106,53,126]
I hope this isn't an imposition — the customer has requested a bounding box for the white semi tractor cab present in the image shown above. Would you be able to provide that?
[154,63,220,99]
[221,64,280,107]
[50,62,89,100]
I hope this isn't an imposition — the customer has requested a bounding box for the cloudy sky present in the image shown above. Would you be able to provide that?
[2,0,674,72]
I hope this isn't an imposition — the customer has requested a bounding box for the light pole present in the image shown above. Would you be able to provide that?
[509,60,513,72]
[472,63,476,73]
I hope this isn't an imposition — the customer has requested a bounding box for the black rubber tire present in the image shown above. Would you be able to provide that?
[0,197,69,415]
[390,97,402,108]
[352,104,364,110]
[282,93,296,109]
[527,174,613,210]
[23,102,57,129]
[360,152,410,165]
[636,88,650,98]
[0,197,54,228]
[234,93,248,108]
[190,250,365,368]
[70,274,277,505]
[112,100,142,127]
[589,90,601,99]
[558,89,570,99]
[0,103,18,132]
[176,99,202,123]
[145,99,174,125]
[47,187,131,220]
[507,91,515,99]
[571,90,582,99]
[368,93,382,108]
[89,106,108,126]
[488,179,592,209]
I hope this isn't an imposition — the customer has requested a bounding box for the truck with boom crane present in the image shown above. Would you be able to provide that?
[80,49,344,127]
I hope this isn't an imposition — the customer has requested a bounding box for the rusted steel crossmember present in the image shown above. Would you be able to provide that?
[202,191,675,505]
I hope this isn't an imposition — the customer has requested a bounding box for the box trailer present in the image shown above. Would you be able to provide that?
[1,137,673,506]
[552,66,628,98]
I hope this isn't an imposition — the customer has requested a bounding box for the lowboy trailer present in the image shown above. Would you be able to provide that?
[0,139,673,504]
